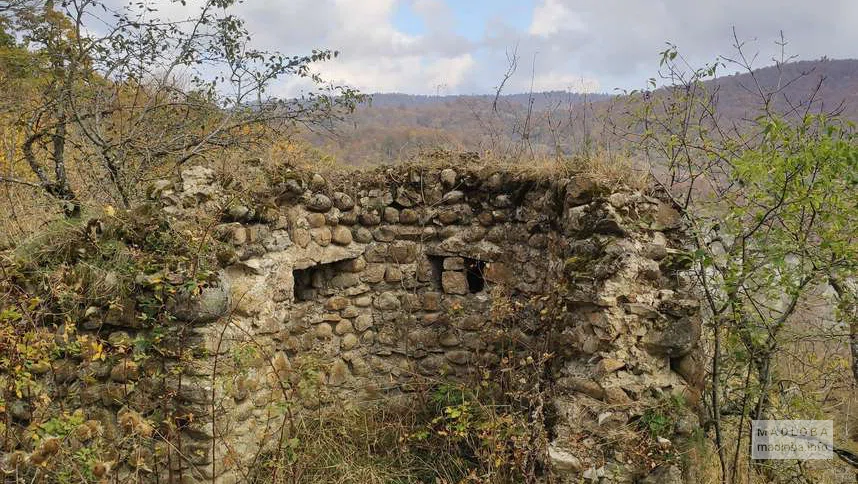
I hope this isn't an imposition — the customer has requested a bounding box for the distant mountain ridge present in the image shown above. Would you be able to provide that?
[367,58,858,115]
[700,58,858,121]
[366,91,612,111]
[307,58,858,164]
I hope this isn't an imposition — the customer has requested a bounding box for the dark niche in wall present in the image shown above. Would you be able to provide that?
[293,265,320,302]
[464,258,486,293]
[293,257,363,302]
[430,254,487,294]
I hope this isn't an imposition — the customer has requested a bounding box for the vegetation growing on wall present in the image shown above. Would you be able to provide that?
[628,38,858,483]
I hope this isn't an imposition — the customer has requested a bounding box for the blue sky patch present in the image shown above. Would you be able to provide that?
[448,0,533,40]
[392,1,426,36]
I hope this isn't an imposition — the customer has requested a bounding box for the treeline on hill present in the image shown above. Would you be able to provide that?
[306,58,858,165]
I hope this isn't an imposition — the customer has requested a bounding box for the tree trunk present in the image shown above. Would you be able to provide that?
[830,277,858,387]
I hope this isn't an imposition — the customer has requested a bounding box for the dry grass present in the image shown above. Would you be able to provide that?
[315,148,652,194]
[0,184,64,248]
[250,395,500,484]
[2,139,654,253]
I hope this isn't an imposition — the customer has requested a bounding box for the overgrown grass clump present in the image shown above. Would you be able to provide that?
[4,202,223,325]
[251,382,550,484]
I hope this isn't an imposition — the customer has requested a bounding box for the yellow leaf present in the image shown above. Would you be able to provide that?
[90,341,105,361]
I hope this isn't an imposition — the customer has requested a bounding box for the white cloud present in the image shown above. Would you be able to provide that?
[424,54,476,91]
[529,0,587,37]
[92,0,858,95]
[236,0,474,95]
[521,0,858,90]
[300,53,475,95]
[99,0,474,95]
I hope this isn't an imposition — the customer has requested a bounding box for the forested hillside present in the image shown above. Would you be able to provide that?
[307,58,858,164]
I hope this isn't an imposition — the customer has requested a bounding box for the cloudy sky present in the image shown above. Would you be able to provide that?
[161,0,858,96]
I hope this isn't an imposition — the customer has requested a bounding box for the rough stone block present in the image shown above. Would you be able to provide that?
[334,319,354,335]
[325,210,341,226]
[332,192,354,211]
[341,306,360,318]
[399,208,418,224]
[361,264,386,283]
[443,257,464,271]
[477,211,494,226]
[462,226,486,243]
[353,227,373,243]
[644,232,668,260]
[392,187,415,207]
[361,330,376,345]
[408,328,438,348]
[306,193,332,212]
[416,258,435,282]
[341,333,359,350]
[389,241,417,263]
[292,228,310,248]
[384,265,402,282]
[422,292,441,311]
[372,226,396,242]
[643,315,701,358]
[359,209,381,226]
[401,293,421,311]
[418,355,447,375]
[331,226,353,245]
[442,190,464,204]
[315,323,333,339]
[310,227,331,246]
[374,292,401,310]
[310,174,327,190]
[330,273,360,288]
[456,315,484,331]
[325,296,349,311]
[422,313,441,325]
[327,359,350,386]
[437,208,460,224]
[339,256,366,273]
[383,207,400,223]
[339,210,358,225]
[354,314,374,332]
[306,213,326,228]
[354,296,372,307]
[595,358,626,375]
[439,330,460,347]
[440,168,457,187]
[230,226,247,245]
[365,243,388,263]
[247,225,269,244]
[110,360,139,382]
[639,258,661,281]
[603,386,632,404]
[484,262,513,285]
[442,271,468,295]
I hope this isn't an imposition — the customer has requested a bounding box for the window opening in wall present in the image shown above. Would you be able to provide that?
[464,258,486,293]
[293,257,362,301]
[293,265,319,301]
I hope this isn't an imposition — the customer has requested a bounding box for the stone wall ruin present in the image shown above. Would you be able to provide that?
[3,162,703,484]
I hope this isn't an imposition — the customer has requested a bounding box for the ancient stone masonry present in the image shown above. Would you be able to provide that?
[162,164,698,483]
[3,162,702,484]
